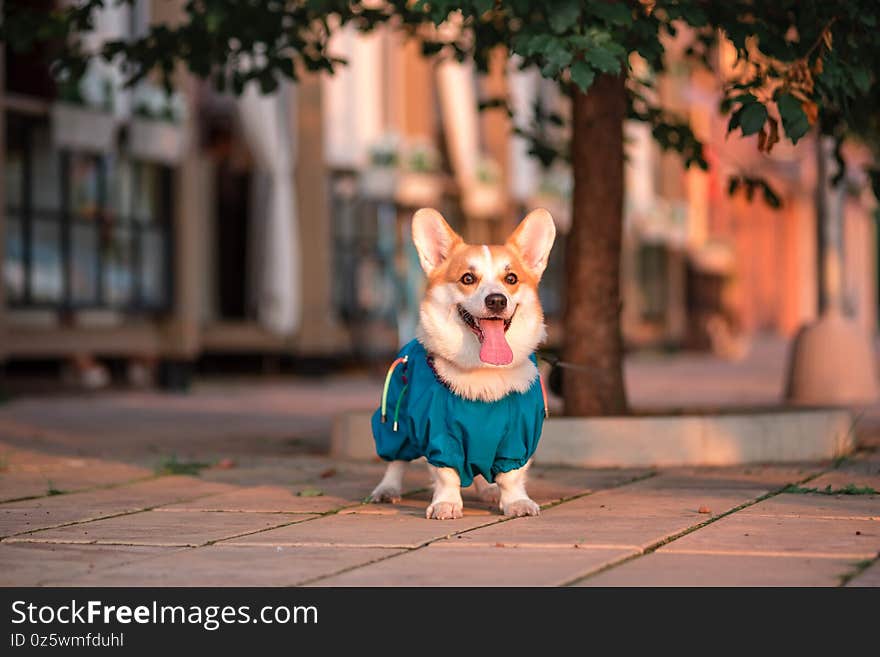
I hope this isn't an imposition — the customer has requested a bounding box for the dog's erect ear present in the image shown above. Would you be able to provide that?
[506,208,556,278]
[412,208,462,275]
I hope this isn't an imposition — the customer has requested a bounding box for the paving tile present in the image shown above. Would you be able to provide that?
[0,464,152,503]
[173,466,645,516]
[641,464,822,491]
[741,493,880,520]
[226,510,498,548]
[196,456,343,485]
[7,510,316,547]
[660,514,880,559]
[576,552,855,587]
[341,496,495,517]
[0,476,238,538]
[0,474,56,503]
[57,545,401,586]
[156,485,353,514]
[0,543,174,586]
[0,441,152,500]
[312,544,633,586]
[524,466,650,505]
[451,485,765,550]
[846,559,880,587]
[198,457,386,484]
[202,464,430,503]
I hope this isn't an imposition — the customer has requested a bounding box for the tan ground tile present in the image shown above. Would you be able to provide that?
[288,476,406,503]
[846,559,880,587]
[575,552,855,587]
[202,463,430,503]
[660,514,879,559]
[0,474,55,503]
[57,545,401,586]
[226,510,498,548]
[199,460,402,485]
[341,496,495,517]
[524,466,651,505]
[0,476,238,538]
[312,543,634,586]
[0,442,151,501]
[0,543,175,586]
[155,485,353,514]
[7,510,316,547]
[740,492,880,520]
[639,464,822,491]
[451,485,766,550]
[0,464,151,502]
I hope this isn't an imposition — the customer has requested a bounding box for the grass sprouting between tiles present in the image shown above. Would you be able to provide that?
[781,483,878,496]
[155,455,212,476]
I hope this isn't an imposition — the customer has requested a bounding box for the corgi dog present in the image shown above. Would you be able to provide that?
[369,207,556,519]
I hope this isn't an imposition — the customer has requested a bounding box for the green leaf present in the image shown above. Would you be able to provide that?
[524,34,553,56]
[584,46,621,74]
[549,1,581,34]
[727,92,758,107]
[590,3,632,26]
[738,102,767,136]
[776,93,809,144]
[570,60,595,93]
[541,39,573,77]
[851,67,871,94]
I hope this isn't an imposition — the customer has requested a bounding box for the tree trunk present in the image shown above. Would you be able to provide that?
[563,74,629,416]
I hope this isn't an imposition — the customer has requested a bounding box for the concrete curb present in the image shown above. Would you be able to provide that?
[331,409,854,467]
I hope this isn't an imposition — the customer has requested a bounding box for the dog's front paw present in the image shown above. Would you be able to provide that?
[502,498,541,517]
[426,501,463,520]
[369,484,401,504]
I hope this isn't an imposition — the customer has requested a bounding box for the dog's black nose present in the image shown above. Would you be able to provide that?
[484,293,507,313]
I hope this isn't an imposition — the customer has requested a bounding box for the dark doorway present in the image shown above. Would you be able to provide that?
[214,164,250,319]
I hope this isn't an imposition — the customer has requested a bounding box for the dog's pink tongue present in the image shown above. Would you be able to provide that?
[479,319,513,365]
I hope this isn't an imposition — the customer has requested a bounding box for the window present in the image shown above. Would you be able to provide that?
[3,113,172,312]
[637,243,669,323]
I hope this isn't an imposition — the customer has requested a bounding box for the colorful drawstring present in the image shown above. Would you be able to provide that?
[392,384,409,431]
[539,372,549,418]
[381,355,409,429]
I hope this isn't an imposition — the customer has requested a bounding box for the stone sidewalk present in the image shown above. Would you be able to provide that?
[0,409,877,586]
[0,340,877,587]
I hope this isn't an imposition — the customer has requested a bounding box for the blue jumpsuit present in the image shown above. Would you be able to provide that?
[372,339,545,487]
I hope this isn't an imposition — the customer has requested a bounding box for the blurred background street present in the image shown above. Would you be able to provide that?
[2,1,878,396]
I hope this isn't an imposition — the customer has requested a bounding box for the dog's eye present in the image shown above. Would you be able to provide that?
[504,272,518,285]
[460,272,476,285]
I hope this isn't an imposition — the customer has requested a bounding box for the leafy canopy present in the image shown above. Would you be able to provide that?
[2,1,879,194]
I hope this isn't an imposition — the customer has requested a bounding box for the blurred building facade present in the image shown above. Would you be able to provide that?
[0,2,877,382]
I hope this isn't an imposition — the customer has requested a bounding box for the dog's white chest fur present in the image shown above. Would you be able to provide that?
[428,353,538,402]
